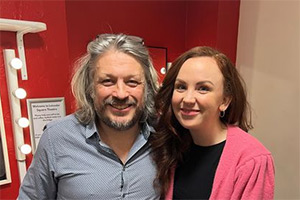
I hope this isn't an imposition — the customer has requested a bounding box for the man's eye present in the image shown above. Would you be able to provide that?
[127,80,140,87]
[101,79,114,86]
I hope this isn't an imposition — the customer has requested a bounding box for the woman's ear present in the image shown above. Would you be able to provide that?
[219,96,232,112]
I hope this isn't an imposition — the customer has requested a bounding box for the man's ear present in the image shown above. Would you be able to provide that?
[219,96,232,112]
[90,89,96,99]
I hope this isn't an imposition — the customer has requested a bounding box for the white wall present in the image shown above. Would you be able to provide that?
[236,0,300,199]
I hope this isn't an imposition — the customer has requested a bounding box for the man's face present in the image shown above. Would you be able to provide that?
[93,50,145,131]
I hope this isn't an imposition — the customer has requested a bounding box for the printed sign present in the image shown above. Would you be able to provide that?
[27,98,66,153]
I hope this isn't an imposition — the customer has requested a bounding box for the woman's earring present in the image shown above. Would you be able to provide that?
[220,110,225,118]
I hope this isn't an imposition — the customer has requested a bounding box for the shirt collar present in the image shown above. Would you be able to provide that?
[85,120,98,139]
[85,120,154,140]
[140,122,154,140]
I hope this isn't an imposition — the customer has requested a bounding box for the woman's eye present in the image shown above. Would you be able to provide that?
[174,84,186,92]
[198,86,209,93]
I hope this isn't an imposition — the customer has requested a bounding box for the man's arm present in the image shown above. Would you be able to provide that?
[18,128,57,200]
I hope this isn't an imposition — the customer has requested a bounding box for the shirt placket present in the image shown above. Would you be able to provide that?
[95,124,150,199]
[120,164,129,198]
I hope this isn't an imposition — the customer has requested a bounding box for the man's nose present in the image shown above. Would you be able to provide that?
[112,82,129,99]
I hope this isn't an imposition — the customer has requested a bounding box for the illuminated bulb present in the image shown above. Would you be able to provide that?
[17,117,29,128]
[19,144,32,154]
[10,58,23,70]
[160,67,166,75]
[13,88,27,99]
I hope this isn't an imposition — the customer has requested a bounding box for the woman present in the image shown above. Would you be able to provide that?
[150,46,274,199]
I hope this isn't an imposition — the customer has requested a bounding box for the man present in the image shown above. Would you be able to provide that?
[18,34,160,199]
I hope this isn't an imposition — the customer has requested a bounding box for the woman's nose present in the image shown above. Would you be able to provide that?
[183,91,196,105]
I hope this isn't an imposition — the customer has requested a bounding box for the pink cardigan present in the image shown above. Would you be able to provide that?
[166,126,275,200]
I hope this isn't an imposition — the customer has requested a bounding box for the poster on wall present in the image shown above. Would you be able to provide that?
[27,97,66,153]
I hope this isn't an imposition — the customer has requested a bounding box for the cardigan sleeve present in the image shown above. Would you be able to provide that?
[231,154,275,200]
[165,168,175,200]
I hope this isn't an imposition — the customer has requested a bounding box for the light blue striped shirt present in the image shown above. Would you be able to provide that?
[18,114,159,200]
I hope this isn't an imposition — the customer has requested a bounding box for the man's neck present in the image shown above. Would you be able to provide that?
[97,122,140,164]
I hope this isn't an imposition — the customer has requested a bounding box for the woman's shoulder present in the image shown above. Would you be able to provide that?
[211,126,275,200]
[225,125,272,158]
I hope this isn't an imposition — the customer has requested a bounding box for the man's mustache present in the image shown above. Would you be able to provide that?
[103,97,137,106]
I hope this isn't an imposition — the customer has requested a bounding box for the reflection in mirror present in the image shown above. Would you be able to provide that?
[0,133,6,180]
[0,88,11,185]
[147,46,167,84]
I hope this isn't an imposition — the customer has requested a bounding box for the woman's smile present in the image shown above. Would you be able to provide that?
[180,108,200,116]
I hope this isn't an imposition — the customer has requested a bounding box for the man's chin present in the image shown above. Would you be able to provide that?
[109,116,133,124]
[101,117,137,131]
[96,106,143,131]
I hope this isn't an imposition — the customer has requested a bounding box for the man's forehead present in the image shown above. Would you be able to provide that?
[97,72,144,79]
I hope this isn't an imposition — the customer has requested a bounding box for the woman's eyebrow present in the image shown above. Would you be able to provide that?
[175,78,214,86]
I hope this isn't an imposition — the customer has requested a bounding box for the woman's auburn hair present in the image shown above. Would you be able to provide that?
[150,46,252,197]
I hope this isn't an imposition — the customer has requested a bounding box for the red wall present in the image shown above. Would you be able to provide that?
[185,0,240,63]
[65,0,239,65]
[65,1,187,64]
[0,1,71,199]
[0,1,240,199]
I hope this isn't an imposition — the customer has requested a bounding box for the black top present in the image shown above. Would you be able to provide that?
[173,140,226,199]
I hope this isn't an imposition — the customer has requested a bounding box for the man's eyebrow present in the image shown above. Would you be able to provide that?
[96,73,143,80]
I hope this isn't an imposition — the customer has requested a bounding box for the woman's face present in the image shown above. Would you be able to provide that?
[171,56,230,131]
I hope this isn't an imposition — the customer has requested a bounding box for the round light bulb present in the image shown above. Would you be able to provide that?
[160,67,166,75]
[19,144,32,154]
[17,117,29,128]
[10,58,23,70]
[14,88,27,99]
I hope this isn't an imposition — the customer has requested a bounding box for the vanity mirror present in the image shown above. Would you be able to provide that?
[0,88,11,185]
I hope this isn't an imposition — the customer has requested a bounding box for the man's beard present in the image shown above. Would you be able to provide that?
[95,97,144,131]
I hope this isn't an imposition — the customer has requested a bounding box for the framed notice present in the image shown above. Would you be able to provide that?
[27,97,66,153]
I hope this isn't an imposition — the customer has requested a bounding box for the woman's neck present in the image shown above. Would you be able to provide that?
[189,121,227,146]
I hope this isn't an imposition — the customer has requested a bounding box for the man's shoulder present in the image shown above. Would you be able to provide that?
[41,114,89,144]
[44,114,81,131]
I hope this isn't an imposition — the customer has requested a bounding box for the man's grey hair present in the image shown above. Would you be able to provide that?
[71,33,159,126]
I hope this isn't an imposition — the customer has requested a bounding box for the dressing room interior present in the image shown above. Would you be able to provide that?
[0,0,299,199]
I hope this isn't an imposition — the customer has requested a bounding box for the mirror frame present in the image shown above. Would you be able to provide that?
[147,46,168,84]
[0,88,11,185]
